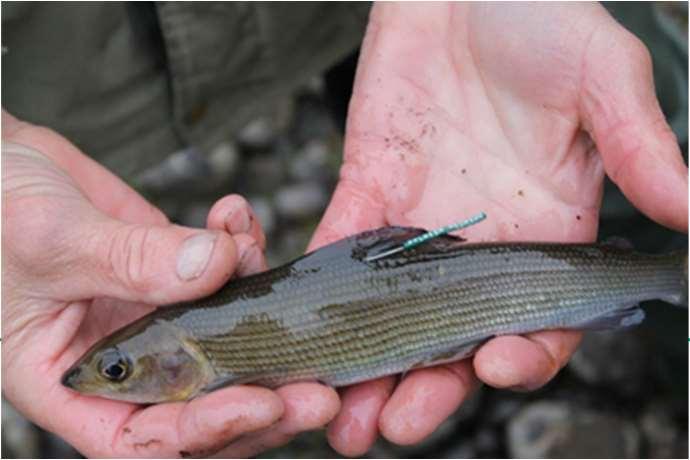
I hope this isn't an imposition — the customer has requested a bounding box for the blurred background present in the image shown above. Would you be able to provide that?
[2,2,688,458]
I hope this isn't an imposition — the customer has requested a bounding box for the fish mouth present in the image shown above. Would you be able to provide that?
[61,365,82,389]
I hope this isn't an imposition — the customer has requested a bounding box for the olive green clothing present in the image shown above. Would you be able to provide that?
[2,3,687,181]
[2,2,370,178]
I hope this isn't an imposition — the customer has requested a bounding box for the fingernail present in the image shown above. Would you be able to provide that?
[226,206,251,234]
[177,233,217,280]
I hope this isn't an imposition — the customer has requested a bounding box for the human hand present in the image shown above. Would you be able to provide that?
[1,111,340,457]
[310,3,688,456]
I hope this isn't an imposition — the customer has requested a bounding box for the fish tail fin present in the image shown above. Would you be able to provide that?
[678,250,688,308]
[663,249,688,308]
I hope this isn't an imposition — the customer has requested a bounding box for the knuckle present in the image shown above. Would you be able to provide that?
[106,224,156,293]
[442,362,476,392]
[618,28,653,73]
[224,193,248,207]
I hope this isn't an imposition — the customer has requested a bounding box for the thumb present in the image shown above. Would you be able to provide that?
[71,216,238,305]
[2,140,238,306]
[581,21,688,232]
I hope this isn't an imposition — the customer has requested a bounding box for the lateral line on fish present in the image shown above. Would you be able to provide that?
[365,212,487,262]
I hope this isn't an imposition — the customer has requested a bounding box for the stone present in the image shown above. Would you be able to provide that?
[289,139,332,181]
[507,401,639,458]
[640,401,684,458]
[237,117,277,151]
[568,329,646,396]
[134,147,211,193]
[208,141,240,178]
[274,182,328,220]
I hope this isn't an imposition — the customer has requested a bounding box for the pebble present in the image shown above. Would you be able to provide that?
[274,182,329,220]
[289,139,332,181]
[568,329,646,396]
[640,401,683,458]
[302,75,326,96]
[507,401,640,458]
[237,117,277,151]
[134,147,210,192]
[207,141,240,178]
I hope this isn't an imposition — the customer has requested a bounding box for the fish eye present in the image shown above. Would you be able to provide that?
[99,350,131,382]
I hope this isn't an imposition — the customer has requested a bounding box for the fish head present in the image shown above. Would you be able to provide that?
[61,318,216,404]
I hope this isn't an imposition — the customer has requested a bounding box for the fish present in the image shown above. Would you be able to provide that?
[61,226,687,404]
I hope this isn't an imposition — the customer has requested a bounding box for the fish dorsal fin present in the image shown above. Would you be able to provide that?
[353,226,428,260]
[354,225,468,260]
[293,226,425,268]
[293,226,466,269]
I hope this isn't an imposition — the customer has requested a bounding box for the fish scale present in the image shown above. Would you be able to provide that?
[62,226,687,403]
[160,242,684,387]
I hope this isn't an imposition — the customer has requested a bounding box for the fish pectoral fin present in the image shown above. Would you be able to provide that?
[201,371,292,393]
[410,339,486,371]
[572,306,645,330]
[199,374,253,394]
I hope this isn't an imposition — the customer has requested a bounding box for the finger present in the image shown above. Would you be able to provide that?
[232,233,268,277]
[208,194,266,250]
[327,377,396,457]
[474,330,582,391]
[35,213,238,305]
[2,143,239,305]
[307,174,386,252]
[378,361,478,445]
[212,383,341,458]
[207,195,268,277]
[87,219,238,305]
[581,22,688,232]
[2,112,169,226]
[111,386,284,458]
